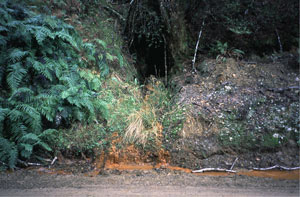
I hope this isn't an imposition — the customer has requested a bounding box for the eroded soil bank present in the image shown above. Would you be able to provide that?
[165,57,300,170]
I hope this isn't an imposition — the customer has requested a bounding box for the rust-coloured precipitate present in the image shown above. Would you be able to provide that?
[89,132,299,180]
[238,170,300,180]
[193,170,299,180]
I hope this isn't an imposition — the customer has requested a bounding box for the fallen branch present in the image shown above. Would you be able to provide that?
[27,162,42,166]
[18,159,42,167]
[230,157,238,171]
[253,165,300,171]
[192,19,205,71]
[192,168,236,173]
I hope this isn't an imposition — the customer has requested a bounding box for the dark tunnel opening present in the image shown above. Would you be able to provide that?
[129,34,174,82]
[124,0,175,83]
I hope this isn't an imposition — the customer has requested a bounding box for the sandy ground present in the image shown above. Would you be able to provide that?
[0,169,299,197]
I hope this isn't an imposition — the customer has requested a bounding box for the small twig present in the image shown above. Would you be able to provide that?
[230,157,238,171]
[51,156,57,166]
[192,19,205,71]
[163,35,168,86]
[192,102,201,107]
[275,28,283,53]
[192,168,236,173]
[130,0,134,5]
[253,165,300,171]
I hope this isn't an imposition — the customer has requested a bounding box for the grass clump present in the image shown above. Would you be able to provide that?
[99,75,186,150]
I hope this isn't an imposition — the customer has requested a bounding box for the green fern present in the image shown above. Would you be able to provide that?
[0,0,109,169]
[16,104,42,133]
[0,137,18,169]
[6,62,27,91]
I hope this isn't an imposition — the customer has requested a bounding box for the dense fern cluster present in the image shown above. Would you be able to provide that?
[0,0,103,169]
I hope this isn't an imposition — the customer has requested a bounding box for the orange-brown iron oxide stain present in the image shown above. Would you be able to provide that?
[165,166,192,173]
[105,163,154,171]
[238,170,299,180]
[194,171,233,177]
[89,132,300,180]
[193,170,299,180]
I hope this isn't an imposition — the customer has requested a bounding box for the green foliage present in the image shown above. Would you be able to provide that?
[180,0,298,55]
[0,137,18,170]
[161,104,185,139]
[0,0,106,169]
[210,41,245,61]
[53,124,108,156]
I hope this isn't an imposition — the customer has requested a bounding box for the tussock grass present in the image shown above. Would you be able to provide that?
[99,74,184,147]
[124,104,160,146]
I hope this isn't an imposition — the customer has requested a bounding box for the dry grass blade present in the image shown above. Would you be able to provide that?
[125,111,146,144]
[124,107,159,146]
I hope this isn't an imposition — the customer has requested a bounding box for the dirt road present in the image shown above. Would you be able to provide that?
[0,169,298,197]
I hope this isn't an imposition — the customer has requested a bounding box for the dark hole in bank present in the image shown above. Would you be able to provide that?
[129,34,174,82]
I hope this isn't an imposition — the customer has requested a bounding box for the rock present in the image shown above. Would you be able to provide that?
[189,135,222,159]
[287,139,297,148]
[169,134,223,169]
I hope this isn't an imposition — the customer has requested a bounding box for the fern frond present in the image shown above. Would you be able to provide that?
[18,143,33,158]
[18,133,50,158]
[0,35,7,46]
[0,108,9,123]
[31,58,53,81]
[6,20,22,28]
[39,129,57,138]
[8,49,29,63]
[29,25,54,45]
[95,39,107,48]
[37,141,51,151]
[8,108,22,122]
[16,104,42,133]
[10,122,28,140]
[44,16,59,29]
[18,133,39,143]
[54,30,79,49]
[7,62,27,91]
[0,137,17,169]
[9,87,34,103]
[35,93,57,121]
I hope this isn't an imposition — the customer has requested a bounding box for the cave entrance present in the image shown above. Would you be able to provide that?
[124,0,174,83]
[129,34,173,80]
